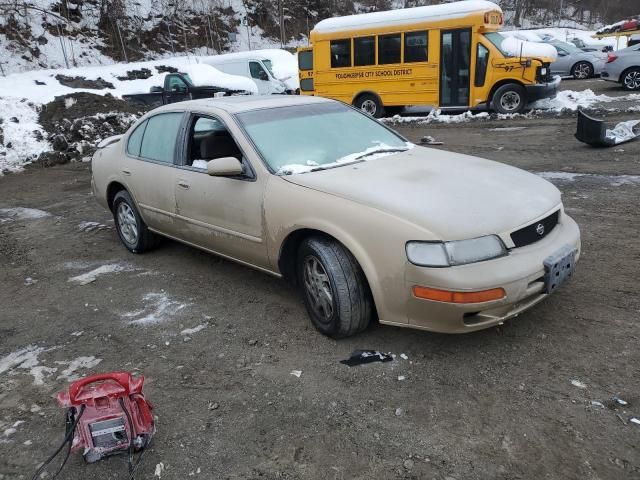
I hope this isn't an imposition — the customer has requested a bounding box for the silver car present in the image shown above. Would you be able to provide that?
[547,41,606,79]
[602,44,640,91]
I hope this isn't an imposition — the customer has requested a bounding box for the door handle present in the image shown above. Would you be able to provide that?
[177,181,190,189]
[122,170,131,176]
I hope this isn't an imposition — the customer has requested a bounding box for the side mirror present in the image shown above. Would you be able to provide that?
[207,156,244,177]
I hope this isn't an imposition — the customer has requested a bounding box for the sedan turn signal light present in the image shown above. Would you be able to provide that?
[412,286,506,304]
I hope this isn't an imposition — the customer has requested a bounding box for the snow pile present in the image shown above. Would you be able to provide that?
[314,0,501,33]
[0,207,51,224]
[501,37,558,60]
[531,89,640,111]
[179,64,257,94]
[124,292,189,326]
[383,110,495,125]
[0,99,50,174]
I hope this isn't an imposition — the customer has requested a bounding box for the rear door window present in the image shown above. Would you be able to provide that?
[126,120,147,157]
[298,50,313,70]
[139,112,184,164]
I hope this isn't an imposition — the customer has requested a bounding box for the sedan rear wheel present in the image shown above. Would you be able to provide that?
[297,236,372,338]
[113,190,160,254]
[571,61,593,80]
[622,68,640,91]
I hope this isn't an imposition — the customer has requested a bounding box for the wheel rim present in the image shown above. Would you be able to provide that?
[360,99,377,116]
[117,202,138,245]
[624,71,640,90]
[500,91,521,112]
[574,63,591,79]
[303,255,334,322]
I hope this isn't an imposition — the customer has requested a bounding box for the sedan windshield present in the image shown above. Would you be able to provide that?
[236,102,410,175]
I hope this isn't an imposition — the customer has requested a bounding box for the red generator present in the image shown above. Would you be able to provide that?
[56,371,155,463]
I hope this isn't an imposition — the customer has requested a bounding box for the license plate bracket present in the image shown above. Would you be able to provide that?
[543,245,577,294]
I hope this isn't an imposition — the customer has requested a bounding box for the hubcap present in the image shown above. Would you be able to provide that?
[624,71,640,90]
[500,91,521,112]
[117,202,138,245]
[360,99,377,116]
[574,63,591,79]
[303,255,334,321]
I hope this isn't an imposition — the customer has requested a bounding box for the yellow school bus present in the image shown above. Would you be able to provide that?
[298,0,560,117]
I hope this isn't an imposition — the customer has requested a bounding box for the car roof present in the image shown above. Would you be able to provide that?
[153,95,333,115]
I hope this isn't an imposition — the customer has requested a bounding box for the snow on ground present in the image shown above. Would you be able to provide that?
[180,324,208,336]
[531,90,640,111]
[56,356,102,382]
[0,98,51,174]
[537,172,640,186]
[68,262,138,285]
[0,207,51,223]
[507,28,626,51]
[123,292,189,326]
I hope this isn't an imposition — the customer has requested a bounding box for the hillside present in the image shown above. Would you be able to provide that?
[2,0,637,75]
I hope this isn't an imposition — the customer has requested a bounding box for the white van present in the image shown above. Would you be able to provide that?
[203,57,288,95]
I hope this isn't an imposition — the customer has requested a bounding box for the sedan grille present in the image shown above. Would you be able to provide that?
[510,210,560,248]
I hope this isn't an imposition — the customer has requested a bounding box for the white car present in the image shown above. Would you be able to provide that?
[202,57,289,95]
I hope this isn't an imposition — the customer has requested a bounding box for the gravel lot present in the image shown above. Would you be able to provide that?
[1,78,639,480]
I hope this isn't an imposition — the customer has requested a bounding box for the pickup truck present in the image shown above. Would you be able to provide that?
[123,72,248,107]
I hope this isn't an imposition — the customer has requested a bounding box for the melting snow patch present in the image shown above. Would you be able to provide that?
[0,207,51,224]
[180,324,207,336]
[571,379,587,389]
[68,262,137,285]
[124,292,189,326]
[56,356,102,382]
[290,370,302,378]
[532,90,640,112]
[538,171,640,186]
[77,221,112,232]
[0,345,59,385]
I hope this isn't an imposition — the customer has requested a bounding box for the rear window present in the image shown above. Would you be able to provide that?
[298,51,313,70]
[139,113,183,164]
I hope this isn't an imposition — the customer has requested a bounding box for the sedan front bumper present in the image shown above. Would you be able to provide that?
[401,212,581,333]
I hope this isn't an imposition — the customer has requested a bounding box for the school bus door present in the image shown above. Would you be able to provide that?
[439,28,472,107]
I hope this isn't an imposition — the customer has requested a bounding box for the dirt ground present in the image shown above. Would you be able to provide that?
[1,78,639,480]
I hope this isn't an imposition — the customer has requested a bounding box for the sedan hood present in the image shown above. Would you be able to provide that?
[282,146,561,240]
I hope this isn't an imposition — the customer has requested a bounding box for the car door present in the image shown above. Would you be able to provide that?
[551,46,571,75]
[173,113,270,270]
[249,61,273,95]
[123,111,185,237]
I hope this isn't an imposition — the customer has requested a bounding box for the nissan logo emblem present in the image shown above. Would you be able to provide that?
[536,223,545,236]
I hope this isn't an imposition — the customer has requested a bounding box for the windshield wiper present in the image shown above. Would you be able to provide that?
[308,159,365,173]
[354,147,409,161]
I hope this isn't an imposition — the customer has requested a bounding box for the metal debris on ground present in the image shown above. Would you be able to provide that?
[340,350,393,367]
[419,135,443,145]
[613,396,628,406]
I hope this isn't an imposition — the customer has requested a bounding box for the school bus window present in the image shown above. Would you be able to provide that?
[354,36,375,66]
[330,39,351,68]
[404,31,428,63]
[298,50,313,70]
[475,43,490,87]
[378,34,401,64]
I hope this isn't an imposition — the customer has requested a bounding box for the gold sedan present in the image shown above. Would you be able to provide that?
[92,95,580,337]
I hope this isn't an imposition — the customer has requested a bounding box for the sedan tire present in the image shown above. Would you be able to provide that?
[297,236,372,338]
[571,61,593,80]
[113,190,160,254]
[622,68,640,91]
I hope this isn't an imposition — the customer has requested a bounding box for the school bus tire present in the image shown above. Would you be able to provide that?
[353,93,386,118]
[492,83,527,115]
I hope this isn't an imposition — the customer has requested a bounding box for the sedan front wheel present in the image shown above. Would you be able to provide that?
[622,68,640,91]
[297,236,372,338]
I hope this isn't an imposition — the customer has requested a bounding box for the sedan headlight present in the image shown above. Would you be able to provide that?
[406,235,507,267]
